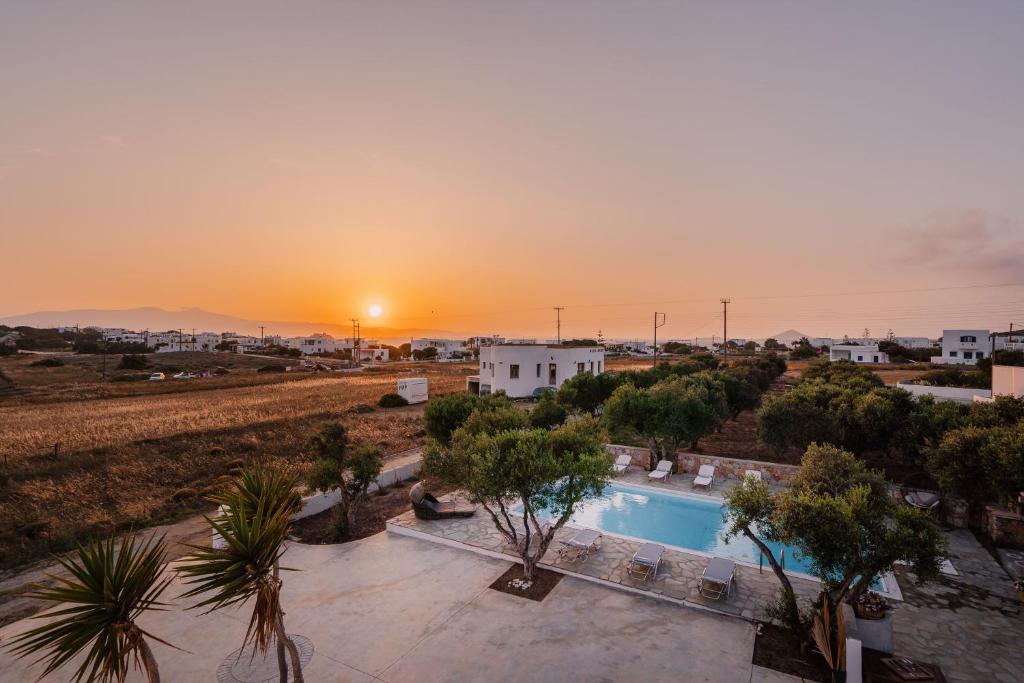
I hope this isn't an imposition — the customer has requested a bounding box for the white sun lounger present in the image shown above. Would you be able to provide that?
[698,556,736,600]
[613,454,632,475]
[627,542,665,581]
[648,459,673,482]
[743,469,762,484]
[558,528,603,562]
[693,464,715,490]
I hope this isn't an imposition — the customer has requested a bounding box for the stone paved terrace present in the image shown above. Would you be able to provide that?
[891,530,1024,683]
[388,471,822,622]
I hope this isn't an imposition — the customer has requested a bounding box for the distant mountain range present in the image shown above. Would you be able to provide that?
[0,307,467,344]
[769,329,814,344]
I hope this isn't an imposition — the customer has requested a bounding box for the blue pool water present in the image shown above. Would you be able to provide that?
[527,483,818,574]
[521,482,885,590]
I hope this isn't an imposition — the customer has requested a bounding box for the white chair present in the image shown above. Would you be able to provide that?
[648,459,673,482]
[693,464,715,490]
[743,470,762,486]
[613,454,632,475]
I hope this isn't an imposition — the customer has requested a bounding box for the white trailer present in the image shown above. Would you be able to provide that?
[397,377,429,404]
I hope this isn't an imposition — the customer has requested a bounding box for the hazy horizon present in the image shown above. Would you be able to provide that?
[3,2,1023,339]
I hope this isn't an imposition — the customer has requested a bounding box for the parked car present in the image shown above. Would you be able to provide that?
[148,372,165,381]
[531,386,557,400]
[172,371,196,380]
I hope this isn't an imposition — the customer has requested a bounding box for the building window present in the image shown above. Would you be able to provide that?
[598,361,602,372]
[510,364,519,379]
[960,335,977,343]
[977,352,984,359]
[536,363,541,378]
[873,356,879,363]
[949,351,958,357]
[549,363,557,385]
[857,355,863,361]
[577,362,585,375]
[589,360,594,373]
[964,351,973,360]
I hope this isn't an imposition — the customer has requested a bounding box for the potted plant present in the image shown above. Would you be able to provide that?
[853,590,891,620]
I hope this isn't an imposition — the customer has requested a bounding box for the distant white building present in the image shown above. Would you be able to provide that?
[355,346,389,362]
[807,337,834,349]
[411,337,467,359]
[931,330,992,366]
[475,344,605,397]
[467,335,505,348]
[829,344,890,364]
[285,334,341,355]
[619,340,654,355]
[893,336,934,349]
[101,329,147,345]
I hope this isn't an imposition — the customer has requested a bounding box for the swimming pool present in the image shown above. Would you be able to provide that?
[522,482,891,593]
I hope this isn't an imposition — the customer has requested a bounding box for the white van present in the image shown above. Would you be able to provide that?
[148,372,165,381]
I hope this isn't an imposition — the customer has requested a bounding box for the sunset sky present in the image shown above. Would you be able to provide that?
[2,2,1023,340]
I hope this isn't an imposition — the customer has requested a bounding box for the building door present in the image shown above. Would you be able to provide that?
[548,363,557,385]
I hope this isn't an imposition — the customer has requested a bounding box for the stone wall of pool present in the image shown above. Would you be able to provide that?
[605,444,802,483]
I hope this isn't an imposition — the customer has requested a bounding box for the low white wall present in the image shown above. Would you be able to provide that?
[993,365,1024,398]
[896,381,991,404]
[213,455,423,547]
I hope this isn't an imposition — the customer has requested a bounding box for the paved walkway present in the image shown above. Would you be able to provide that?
[891,530,1024,683]
[0,532,761,682]
[388,478,822,622]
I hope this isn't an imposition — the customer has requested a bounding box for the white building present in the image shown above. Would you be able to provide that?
[355,346,389,362]
[466,335,505,349]
[286,334,342,355]
[412,337,467,359]
[476,344,605,397]
[931,330,993,365]
[829,344,890,364]
[807,337,834,349]
[101,329,147,345]
[893,336,934,349]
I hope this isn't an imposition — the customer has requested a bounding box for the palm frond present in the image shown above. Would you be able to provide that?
[6,533,173,683]
[178,495,291,653]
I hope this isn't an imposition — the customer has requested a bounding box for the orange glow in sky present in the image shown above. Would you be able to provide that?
[1,3,1022,339]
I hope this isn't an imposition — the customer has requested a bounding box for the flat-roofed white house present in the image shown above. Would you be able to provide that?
[893,336,934,349]
[412,337,467,359]
[476,344,605,397]
[829,344,890,364]
[931,330,992,365]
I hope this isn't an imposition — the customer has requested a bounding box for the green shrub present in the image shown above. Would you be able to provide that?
[378,393,409,408]
[424,392,482,445]
[29,357,64,367]
[257,364,287,373]
[530,391,568,429]
[118,354,149,370]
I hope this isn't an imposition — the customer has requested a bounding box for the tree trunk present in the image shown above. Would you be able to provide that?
[137,635,160,683]
[742,527,799,614]
[274,563,288,683]
[522,555,536,580]
[274,610,304,683]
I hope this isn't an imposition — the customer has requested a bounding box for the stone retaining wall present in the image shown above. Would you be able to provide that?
[605,444,801,483]
[985,505,1024,548]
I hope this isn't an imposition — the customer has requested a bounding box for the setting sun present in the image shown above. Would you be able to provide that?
[368,304,382,318]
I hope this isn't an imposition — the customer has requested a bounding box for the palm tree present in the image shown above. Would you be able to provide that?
[6,533,174,683]
[179,469,305,683]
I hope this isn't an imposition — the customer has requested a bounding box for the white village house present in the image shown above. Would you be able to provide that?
[930,329,1001,365]
[411,337,467,359]
[472,343,605,397]
[829,343,890,364]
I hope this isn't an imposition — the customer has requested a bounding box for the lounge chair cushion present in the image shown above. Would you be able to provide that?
[704,557,736,584]
[633,542,665,565]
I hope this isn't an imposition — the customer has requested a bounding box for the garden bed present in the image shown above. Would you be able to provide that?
[290,478,456,544]
[752,623,827,682]
[488,564,564,602]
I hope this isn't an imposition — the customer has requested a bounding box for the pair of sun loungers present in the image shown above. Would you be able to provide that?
[625,542,737,600]
[644,460,716,491]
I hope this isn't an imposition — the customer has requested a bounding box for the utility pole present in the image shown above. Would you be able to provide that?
[178,328,184,353]
[350,318,360,364]
[721,299,730,362]
[653,312,666,365]
[259,326,265,347]
[191,328,196,352]
[554,307,564,344]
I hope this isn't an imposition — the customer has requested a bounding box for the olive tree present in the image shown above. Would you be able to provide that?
[604,376,718,468]
[447,417,611,580]
[305,422,383,540]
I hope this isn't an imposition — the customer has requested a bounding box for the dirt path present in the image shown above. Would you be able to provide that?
[0,513,211,628]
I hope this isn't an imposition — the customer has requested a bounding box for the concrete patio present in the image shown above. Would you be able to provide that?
[0,532,766,682]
